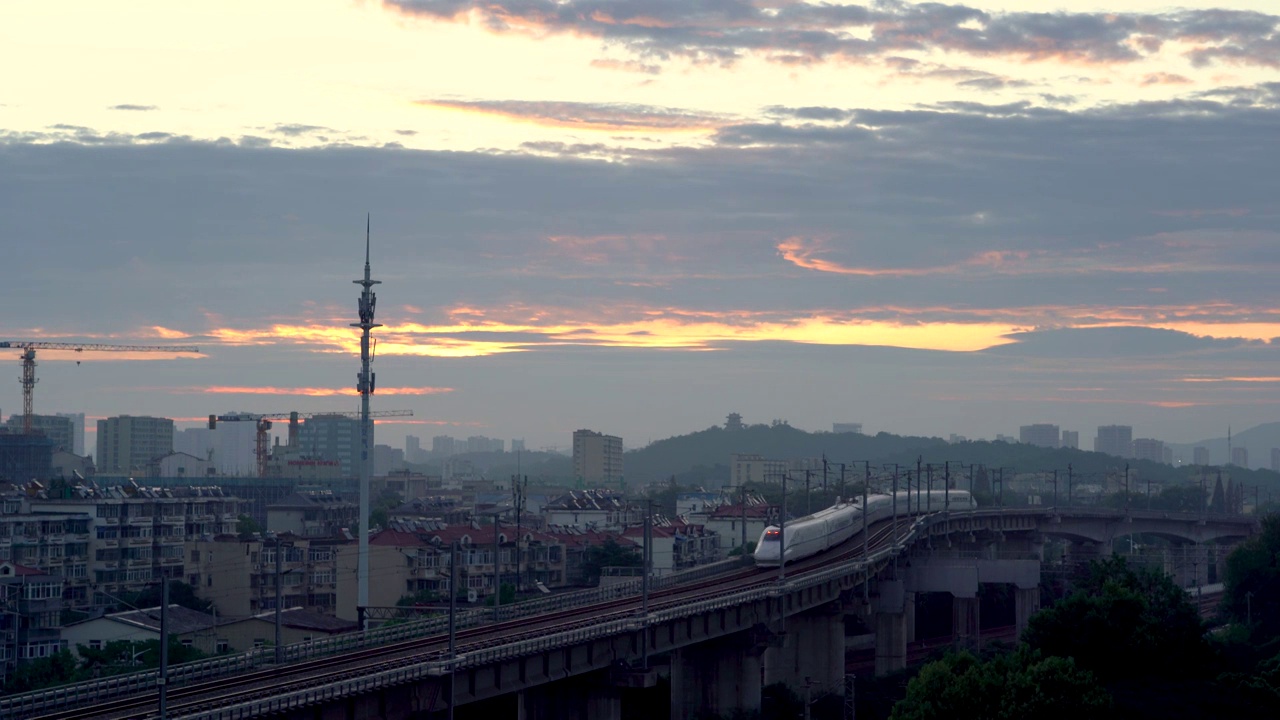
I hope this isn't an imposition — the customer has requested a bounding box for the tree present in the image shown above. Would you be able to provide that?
[1,650,82,693]
[1023,556,1206,682]
[891,647,1111,720]
[120,580,215,615]
[580,537,642,585]
[236,513,263,540]
[1222,514,1280,640]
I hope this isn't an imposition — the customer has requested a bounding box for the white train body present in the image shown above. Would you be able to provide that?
[753,490,976,567]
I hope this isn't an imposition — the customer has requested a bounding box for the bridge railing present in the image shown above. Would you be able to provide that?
[0,552,748,715]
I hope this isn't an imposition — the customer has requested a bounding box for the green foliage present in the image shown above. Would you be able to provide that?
[580,538,642,585]
[1,650,80,694]
[236,513,263,539]
[1023,556,1207,682]
[120,580,214,615]
[396,589,441,607]
[1223,514,1280,640]
[484,583,517,606]
[891,647,1111,720]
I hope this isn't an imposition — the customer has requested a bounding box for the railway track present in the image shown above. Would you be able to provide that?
[24,519,911,720]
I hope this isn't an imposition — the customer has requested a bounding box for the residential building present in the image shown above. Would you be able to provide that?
[543,490,638,531]
[96,416,174,476]
[0,502,92,607]
[350,521,567,621]
[372,444,405,475]
[5,414,75,453]
[1019,424,1060,448]
[61,605,218,660]
[266,491,358,538]
[27,484,242,610]
[297,414,362,477]
[572,430,623,487]
[699,498,776,553]
[1232,446,1249,468]
[1094,425,1133,458]
[55,412,86,456]
[175,422,256,476]
[0,431,55,482]
[1132,438,1166,464]
[431,435,456,457]
[1061,431,1079,450]
[156,452,213,479]
[405,435,423,464]
[186,534,344,618]
[1194,446,1211,466]
[832,423,863,434]
[0,562,64,681]
[729,453,787,487]
[510,439,525,453]
[217,608,357,652]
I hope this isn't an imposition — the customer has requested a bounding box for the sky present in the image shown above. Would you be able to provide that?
[2,1,1280,461]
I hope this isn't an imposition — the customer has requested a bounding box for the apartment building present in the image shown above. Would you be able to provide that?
[0,562,64,682]
[96,416,175,476]
[26,484,242,609]
[572,429,623,486]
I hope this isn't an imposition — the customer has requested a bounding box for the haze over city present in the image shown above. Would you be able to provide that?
[4,1,1280,453]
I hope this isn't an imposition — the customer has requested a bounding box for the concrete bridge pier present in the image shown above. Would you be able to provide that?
[763,603,845,696]
[668,633,763,720]
[514,671,622,720]
[873,579,907,677]
[952,595,980,651]
[1014,586,1040,639]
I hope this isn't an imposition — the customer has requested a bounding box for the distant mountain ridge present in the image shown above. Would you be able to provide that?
[1167,422,1280,470]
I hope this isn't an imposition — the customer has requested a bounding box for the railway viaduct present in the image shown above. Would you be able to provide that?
[6,508,1256,720]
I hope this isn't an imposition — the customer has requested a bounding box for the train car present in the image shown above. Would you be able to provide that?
[753,490,978,567]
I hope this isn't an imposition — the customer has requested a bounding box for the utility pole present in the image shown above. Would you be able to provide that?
[805,468,813,515]
[159,579,169,720]
[641,498,652,669]
[1052,469,1058,510]
[779,471,788,583]
[944,461,951,511]
[1067,463,1073,507]
[448,539,458,720]
[493,513,502,623]
[1124,464,1130,514]
[274,538,283,663]
[353,215,381,628]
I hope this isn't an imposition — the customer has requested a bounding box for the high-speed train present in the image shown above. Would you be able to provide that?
[753,490,977,567]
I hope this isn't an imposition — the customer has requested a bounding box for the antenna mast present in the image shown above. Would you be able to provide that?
[352,214,381,626]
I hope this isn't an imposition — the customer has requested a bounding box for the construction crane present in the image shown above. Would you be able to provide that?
[1,340,200,434]
[207,409,414,477]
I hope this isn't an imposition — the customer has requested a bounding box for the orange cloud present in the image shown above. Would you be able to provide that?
[777,237,1033,277]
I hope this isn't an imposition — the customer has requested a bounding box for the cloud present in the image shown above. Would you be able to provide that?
[416,98,730,132]
[383,1,1280,70]
[192,385,454,396]
[108,104,158,111]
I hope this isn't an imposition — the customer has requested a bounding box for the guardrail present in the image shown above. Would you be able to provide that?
[0,552,747,716]
[176,518,942,719]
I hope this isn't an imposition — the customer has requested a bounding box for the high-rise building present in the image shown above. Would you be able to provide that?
[1061,431,1079,450]
[55,412,86,455]
[510,439,525,453]
[1194,446,1210,466]
[95,415,174,475]
[1019,424,1060,448]
[1231,446,1249,468]
[405,435,422,464]
[4,414,75,453]
[833,423,863,434]
[572,429,624,486]
[1094,425,1133,458]
[297,414,362,477]
[1132,438,1165,464]
[174,421,257,476]
[432,435,456,457]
